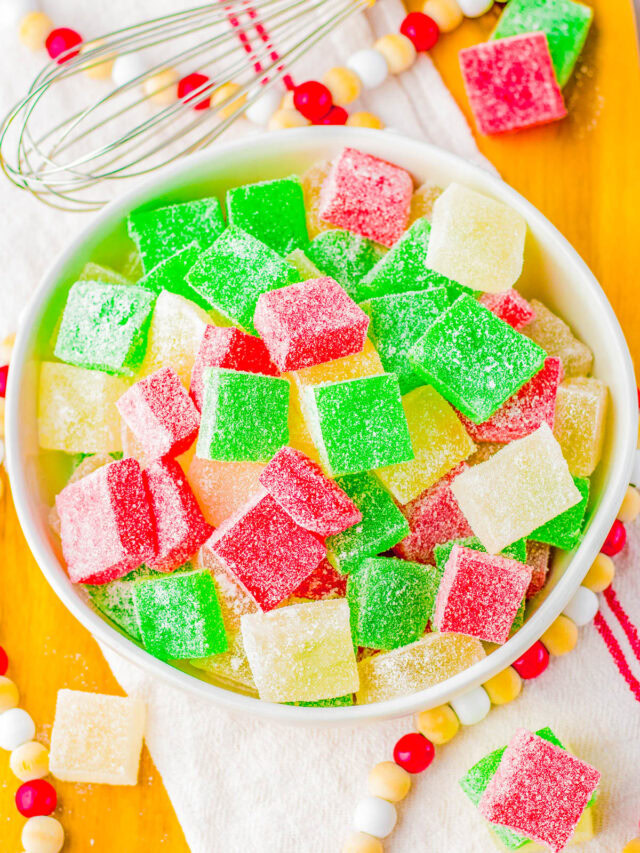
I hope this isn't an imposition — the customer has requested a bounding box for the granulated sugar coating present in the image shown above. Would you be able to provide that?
[259,447,361,536]
[241,599,359,702]
[408,181,442,225]
[189,325,279,411]
[197,545,259,632]
[190,629,256,692]
[143,458,212,573]
[434,536,527,571]
[525,540,551,599]
[479,289,536,331]
[133,566,228,660]
[285,248,323,281]
[210,490,326,610]
[301,159,333,239]
[137,245,210,311]
[187,457,265,527]
[304,229,386,301]
[521,299,593,377]
[127,196,226,273]
[319,148,413,247]
[356,632,485,704]
[530,475,589,550]
[433,545,532,644]
[460,34,567,136]
[326,472,409,575]
[226,176,309,256]
[56,457,156,584]
[186,226,300,333]
[50,689,145,785]
[410,295,546,423]
[86,566,158,642]
[292,559,348,601]
[553,377,608,476]
[477,728,600,852]
[254,276,370,372]
[458,356,564,443]
[116,366,200,459]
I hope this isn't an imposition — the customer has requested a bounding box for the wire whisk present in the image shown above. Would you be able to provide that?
[0,0,373,211]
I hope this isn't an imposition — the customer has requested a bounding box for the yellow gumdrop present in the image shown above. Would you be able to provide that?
[212,82,247,120]
[346,111,384,130]
[322,67,361,106]
[415,704,459,744]
[19,12,53,51]
[582,553,615,593]
[143,68,179,105]
[541,614,579,656]
[374,34,417,74]
[82,40,115,80]
[483,667,522,705]
[623,840,640,853]
[422,0,464,32]
[268,109,310,130]
[342,832,384,853]
[368,761,411,802]
[0,675,19,713]
[618,486,640,523]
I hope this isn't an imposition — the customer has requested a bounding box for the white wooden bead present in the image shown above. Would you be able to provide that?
[563,586,599,626]
[112,54,148,88]
[0,0,39,30]
[630,448,640,487]
[245,87,282,125]
[450,686,491,725]
[353,796,397,838]
[0,708,36,750]
[347,49,389,89]
[457,0,494,16]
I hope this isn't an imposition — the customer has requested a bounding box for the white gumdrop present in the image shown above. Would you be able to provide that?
[112,54,148,88]
[245,87,282,125]
[450,685,491,725]
[563,585,599,626]
[457,0,494,16]
[353,796,397,838]
[347,49,389,89]
[0,707,36,750]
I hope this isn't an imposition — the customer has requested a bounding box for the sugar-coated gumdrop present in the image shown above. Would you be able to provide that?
[521,299,593,377]
[187,457,265,527]
[227,176,309,256]
[479,289,536,330]
[553,377,608,477]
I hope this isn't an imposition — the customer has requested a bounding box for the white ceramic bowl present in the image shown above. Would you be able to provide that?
[6,127,637,725]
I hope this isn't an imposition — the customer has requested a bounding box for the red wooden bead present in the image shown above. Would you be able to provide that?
[393,732,435,773]
[601,519,626,557]
[319,106,349,125]
[178,73,212,111]
[293,81,333,122]
[636,387,640,409]
[0,646,7,676]
[512,641,550,679]
[45,27,82,63]
[400,12,440,52]
[15,780,58,818]
[0,364,7,398]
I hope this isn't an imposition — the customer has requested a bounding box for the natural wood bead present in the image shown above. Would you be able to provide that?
[422,0,464,32]
[373,34,417,75]
[415,704,459,744]
[143,68,179,105]
[483,667,522,704]
[267,109,310,130]
[346,111,384,129]
[342,831,384,853]
[582,552,615,592]
[19,12,53,51]
[322,67,361,106]
[541,614,579,656]
[368,761,411,802]
[618,485,640,522]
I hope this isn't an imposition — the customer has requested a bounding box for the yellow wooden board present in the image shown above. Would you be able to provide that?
[1,1,639,848]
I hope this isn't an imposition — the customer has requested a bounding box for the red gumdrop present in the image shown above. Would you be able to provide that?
[15,780,58,818]
[0,646,7,676]
[601,519,626,557]
[319,106,348,126]
[293,81,333,122]
[512,641,549,679]
[393,732,435,773]
[45,28,82,63]
[0,364,7,398]
[400,12,440,52]
[178,73,212,111]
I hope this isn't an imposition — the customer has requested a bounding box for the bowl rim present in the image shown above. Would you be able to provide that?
[6,126,638,726]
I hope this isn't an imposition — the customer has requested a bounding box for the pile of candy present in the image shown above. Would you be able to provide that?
[40,145,609,708]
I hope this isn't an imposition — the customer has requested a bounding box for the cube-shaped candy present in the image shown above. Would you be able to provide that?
[289,335,383,395]
[434,536,527,571]
[458,357,564,443]
[49,689,145,785]
[39,362,130,453]
[197,368,289,463]
[433,545,532,644]
[301,159,333,239]
[137,245,210,310]
[54,281,156,376]
[187,457,265,527]
[227,176,309,256]
[326,473,409,575]
[287,390,323,464]
[138,290,212,388]
[525,540,551,599]
[78,262,130,285]
[356,632,485,704]
[116,367,200,459]
[460,34,567,136]
[360,288,453,394]
[376,385,476,504]
[241,599,358,702]
[553,378,608,476]
[530,476,589,550]
[347,557,439,650]
[186,227,300,334]
[491,0,593,86]
[127,196,226,273]
[254,277,370,372]
[86,565,157,643]
[478,729,600,852]
[259,447,361,536]
[303,373,413,476]
[426,184,527,292]
[305,229,386,302]
[451,424,582,554]
[319,148,413,248]
[291,559,348,601]
[286,248,323,280]
[468,442,506,466]
[209,490,326,610]
[143,458,212,572]
[197,543,259,631]
[521,299,593,377]
[479,289,536,330]
[410,295,546,422]
[56,457,157,584]
[190,629,256,693]
[393,465,473,565]
[189,325,279,411]
[133,566,228,660]
[409,182,442,225]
